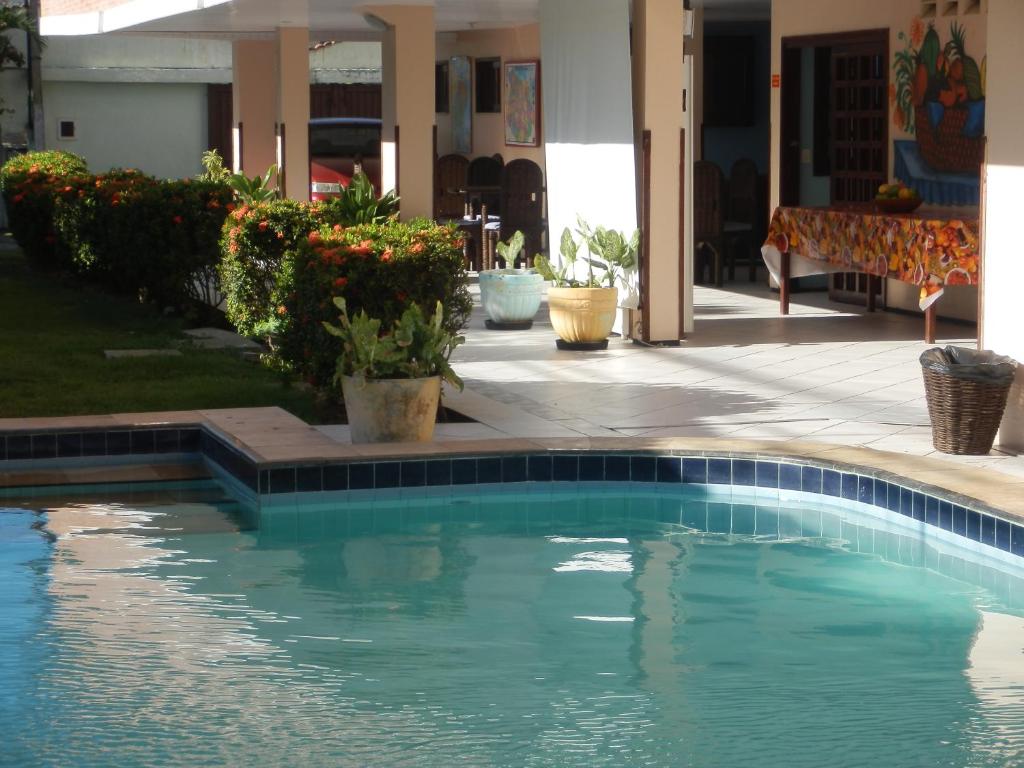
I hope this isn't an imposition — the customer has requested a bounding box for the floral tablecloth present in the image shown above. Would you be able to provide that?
[760,205,980,309]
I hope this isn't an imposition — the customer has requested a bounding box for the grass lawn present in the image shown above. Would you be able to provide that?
[0,243,318,420]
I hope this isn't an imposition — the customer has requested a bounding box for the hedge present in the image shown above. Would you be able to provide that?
[277,219,472,388]
[1,150,88,269]
[2,151,232,311]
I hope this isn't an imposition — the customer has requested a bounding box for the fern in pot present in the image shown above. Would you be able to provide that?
[478,230,546,330]
[323,298,464,443]
[534,217,639,349]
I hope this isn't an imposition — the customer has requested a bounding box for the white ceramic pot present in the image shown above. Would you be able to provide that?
[478,268,546,326]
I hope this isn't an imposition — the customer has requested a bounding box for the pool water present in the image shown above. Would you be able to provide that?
[4,483,1024,767]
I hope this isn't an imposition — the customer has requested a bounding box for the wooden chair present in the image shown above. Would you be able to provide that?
[724,158,760,281]
[693,160,726,286]
[466,155,503,216]
[435,153,469,219]
[496,158,545,265]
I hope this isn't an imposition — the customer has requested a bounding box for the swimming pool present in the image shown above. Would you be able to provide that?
[4,478,1024,767]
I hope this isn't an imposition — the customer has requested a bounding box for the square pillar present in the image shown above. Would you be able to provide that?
[982,0,1024,450]
[231,39,277,177]
[277,27,311,202]
[365,5,435,219]
[632,0,686,342]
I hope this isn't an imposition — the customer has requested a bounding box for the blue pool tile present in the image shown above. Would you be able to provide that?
[841,473,858,501]
[755,507,780,536]
[706,502,732,533]
[732,504,756,534]
[1012,525,1024,558]
[56,432,82,458]
[822,470,841,497]
[477,457,501,484]
[605,455,631,482]
[375,462,401,489]
[296,466,323,493]
[0,435,5,460]
[269,468,296,494]
[996,519,1013,552]
[31,434,57,460]
[981,515,996,546]
[502,456,527,483]
[801,466,822,494]
[401,461,426,488]
[323,464,348,491]
[682,458,707,485]
[884,484,900,513]
[707,458,731,485]
[553,455,580,482]
[426,459,451,487]
[857,476,873,505]
[81,432,106,457]
[452,458,477,485]
[579,455,605,482]
[952,505,967,536]
[779,464,801,491]
[911,493,926,522]
[732,460,755,486]
[755,461,779,489]
[528,455,552,482]
[258,470,270,494]
[106,430,129,455]
[631,456,657,483]
[966,510,981,541]
[939,501,953,532]
[180,429,201,452]
[154,430,179,454]
[682,502,707,531]
[129,430,155,455]
[926,496,940,527]
[349,463,374,490]
[899,487,912,517]
[656,457,682,483]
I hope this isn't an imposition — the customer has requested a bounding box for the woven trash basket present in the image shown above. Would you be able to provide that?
[920,346,1017,455]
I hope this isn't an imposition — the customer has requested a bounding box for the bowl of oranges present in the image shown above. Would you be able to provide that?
[875,183,923,214]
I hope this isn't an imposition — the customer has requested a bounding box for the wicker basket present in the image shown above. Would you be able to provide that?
[914,104,984,175]
[922,368,1012,455]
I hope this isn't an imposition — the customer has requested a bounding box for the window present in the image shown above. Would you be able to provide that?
[475,58,501,113]
[435,61,450,113]
[58,119,76,141]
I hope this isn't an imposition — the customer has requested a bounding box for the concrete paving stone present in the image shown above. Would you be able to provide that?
[104,349,183,359]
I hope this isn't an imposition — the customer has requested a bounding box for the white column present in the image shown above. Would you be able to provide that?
[982,0,1024,450]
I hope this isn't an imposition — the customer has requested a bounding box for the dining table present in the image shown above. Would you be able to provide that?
[760,204,980,343]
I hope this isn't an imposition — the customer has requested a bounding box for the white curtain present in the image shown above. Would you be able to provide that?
[540,0,638,308]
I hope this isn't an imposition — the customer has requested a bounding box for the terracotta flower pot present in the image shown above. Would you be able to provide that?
[547,286,618,343]
[341,375,441,443]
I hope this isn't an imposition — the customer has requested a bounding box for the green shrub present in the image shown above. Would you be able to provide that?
[277,219,472,388]
[1,150,88,269]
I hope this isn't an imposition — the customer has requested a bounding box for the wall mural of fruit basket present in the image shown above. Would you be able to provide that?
[892,19,985,205]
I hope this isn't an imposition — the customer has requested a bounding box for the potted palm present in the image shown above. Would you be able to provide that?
[478,230,546,330]
[323,298,464,443]
[534,217,639,350]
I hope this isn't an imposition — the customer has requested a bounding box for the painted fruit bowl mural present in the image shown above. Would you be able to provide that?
[894,21,985,176]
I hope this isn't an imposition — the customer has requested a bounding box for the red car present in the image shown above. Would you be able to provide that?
[309,117,382,201]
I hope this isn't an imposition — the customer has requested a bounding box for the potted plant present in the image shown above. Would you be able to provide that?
[534,217,639,350]
[323,298,464,443]
[478,230,546,330]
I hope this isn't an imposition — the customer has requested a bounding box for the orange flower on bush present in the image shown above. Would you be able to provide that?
[333,277,348,289]
[346,239,374,256]
[172,215,184,225]
[381,248,393,262]
[258,220,269,231]
[308,231,322,245]
[277,305,287,316]
[409,241,425,255]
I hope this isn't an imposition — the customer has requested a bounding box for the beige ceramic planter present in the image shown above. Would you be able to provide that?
[341,375,441,443]
[547,286,618,343]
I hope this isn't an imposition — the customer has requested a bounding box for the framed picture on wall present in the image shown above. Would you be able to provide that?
[450,55,473,154]
[504,60,541,147]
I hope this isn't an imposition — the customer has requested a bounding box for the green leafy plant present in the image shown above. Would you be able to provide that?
[494,230,525,268]
[198,149,232,183]
[228,164,279,204]
[321,172,399,225]
[323,298,464,389]
[534,216,639,289]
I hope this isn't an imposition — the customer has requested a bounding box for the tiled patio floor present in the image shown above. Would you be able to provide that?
[320,279,1024,480]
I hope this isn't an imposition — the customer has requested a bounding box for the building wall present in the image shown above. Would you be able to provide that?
[436,25,545,169]
[43,81,207,178]
[981,0,1024,449]
[771,0,986,320]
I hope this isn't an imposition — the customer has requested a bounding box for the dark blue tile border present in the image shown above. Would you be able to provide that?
[2,424,1022,563]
